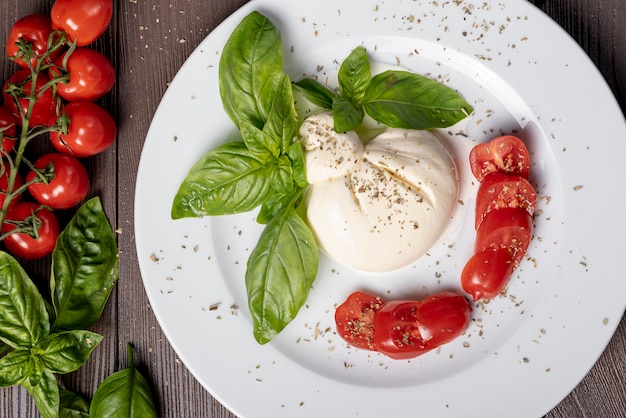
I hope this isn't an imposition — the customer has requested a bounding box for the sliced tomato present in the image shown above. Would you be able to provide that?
[469,135,530,182]
[475,172,536,228]
[373,292,472,360]
[461,248,516,300]
[335,291,384,351]
[475,207,533,264]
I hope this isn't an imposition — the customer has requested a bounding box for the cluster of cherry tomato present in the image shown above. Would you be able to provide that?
[0,0,114,259]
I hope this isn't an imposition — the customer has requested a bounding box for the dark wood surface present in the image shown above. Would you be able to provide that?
[1,1,624,417]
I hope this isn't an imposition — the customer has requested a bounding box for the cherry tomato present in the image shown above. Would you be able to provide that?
[51,48,115,101]
[50,101,116,157]
[2,202,60,259]
[475,172,537,228]
[51,0,113,47]
[26,153,90,209]
[5,14,60,69]
[461,248,515,300]
[3,70,58,127]
[475,207,533,264]
[373,292,472,360]
[0,167,23,210]
[335,291,384,351]
[469,135,531,182]
[0,108,17,154]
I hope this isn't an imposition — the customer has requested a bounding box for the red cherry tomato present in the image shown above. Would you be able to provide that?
[475,172,537,228]
[3,70,58,127]
[475,207,534,264]
[0,168,24,210]
[50,101,116,157]
[373,292,472,360]
[469,135,531,182]
[51,0,113,47]
[461,248,515,300]
[51,48,115,101]
[335,291,384,351]
[5,14,60,69]
[26,153,90,209]
[2,202,60,259]
[0,108,17,154]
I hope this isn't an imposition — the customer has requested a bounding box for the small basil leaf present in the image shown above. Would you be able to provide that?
[240,120,279,158]
[332,96,364,133]
[337,46,371,104]
[51,197,119,330]
[0,349,29,387]
[37,331,103,374]
[0,251,49,348]
[23,370,59,418]
[363,70,473,129]
[219,11,284,130]
[89,344,157,418]
[59,389,90,418]
[293,78,335,109]
[246,192,318,344]
[286,142,307,189]
[264,74,297,153]
[171,141,275,218]
[27,354,44,387]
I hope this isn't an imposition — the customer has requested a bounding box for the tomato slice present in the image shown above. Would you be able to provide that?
[373,292,472,360]
[461,248,516,300]
[335,291,384,351]
[469,135,530,182]
[475,207,533,264]
[475,172,536,228]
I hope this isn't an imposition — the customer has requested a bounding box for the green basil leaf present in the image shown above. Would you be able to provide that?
[219,11,284,130]
[363,70,473,129]
[37,331,103,374]
[0,340,8,356]
[246,192,318,344]
[0,349,29,387]
[332,96,364,133]
[171,141,275,218]
[51,197,119,330]
[286,142,307,189]
[23,369,59,418]
[26,354,45,387]
[337,46,371,104]
[0,251,49,348]
[89,344,157,418]
[59,389,90,418]
[240,120,279,158]
[264,74,298,153]
[293,78,335,110]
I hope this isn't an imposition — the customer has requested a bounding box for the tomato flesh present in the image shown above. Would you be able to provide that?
[475,207,533,264]
[475,172,536,228]
[335,291,383,351]
[469,135,530,182]
[461,248,516,300]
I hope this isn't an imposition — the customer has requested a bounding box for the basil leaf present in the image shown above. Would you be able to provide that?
[59,389,90,418]
[264,74,298,153]
[240,121,279,158]
[171,141,275,218]
[337,46,370,104]
[363,70,473,129]
[51,197,119,330]
[0,251,49,348]
[293,78,334,109]
[286,142,307,189]
[246,193,318,344]
[332,96,364,133]
[37,331,103,374]
[90,344,157,418]
[23,370,59,418]
[0,349,29,387]
[219,11,284,130]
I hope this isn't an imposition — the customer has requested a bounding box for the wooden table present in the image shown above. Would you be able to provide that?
[1,1,625,417]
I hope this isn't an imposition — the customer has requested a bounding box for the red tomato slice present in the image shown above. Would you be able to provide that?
[335,291,384,351]
[373,292,472,360]
[461,248,516,300]
[469,135,530,182]
[475,207,534,264]
[475,172,536,228]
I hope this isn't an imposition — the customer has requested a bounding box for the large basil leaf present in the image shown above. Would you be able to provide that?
[337,45,370,104]
[23,370,59,418]
[0,251,49,348]
[245,194,318,344]
[219,11,284,130]
[264,74,298,153]
[0,349,30,387]
[37,330,103,374]
[59,389,90,418]
[51,197,118,330]
[89,344,157,418]
[363,70,473,129]
[171,141,276,218]
[293,78,334,109]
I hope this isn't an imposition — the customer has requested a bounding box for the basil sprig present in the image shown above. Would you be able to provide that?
[172,11,317,344]
[294,46,474,132]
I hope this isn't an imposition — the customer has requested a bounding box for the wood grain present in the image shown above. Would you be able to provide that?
[1,1,624,417]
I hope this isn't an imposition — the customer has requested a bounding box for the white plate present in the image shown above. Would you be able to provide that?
[135,1,626,417]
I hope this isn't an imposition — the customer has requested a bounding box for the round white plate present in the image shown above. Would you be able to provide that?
[135,1,626,417]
